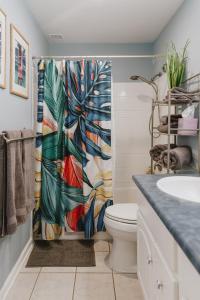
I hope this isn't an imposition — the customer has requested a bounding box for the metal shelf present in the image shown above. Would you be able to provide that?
[153,128,200,136]
[151,89,200,174]
[153,99,200,106]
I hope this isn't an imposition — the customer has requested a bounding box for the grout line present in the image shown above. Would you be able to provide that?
[112,271,117,300]
[35,271,76,274]
[72,267,77,300]
[76,271,112,274]
[29,268,41,300]
[108,243,117,300]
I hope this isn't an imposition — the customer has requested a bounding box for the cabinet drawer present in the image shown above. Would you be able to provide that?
[136,187,177,273]
[178,247,200,300]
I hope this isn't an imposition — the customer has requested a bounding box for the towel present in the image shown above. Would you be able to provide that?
[21,129,35,217]
[6,131,25,234]
[159,146,192,170]
[150,144,176,162]
[157,114,182,134]
[0,136,6,237]
[164,87,195,103]
[160,114,182,125]
[157,122,179,134]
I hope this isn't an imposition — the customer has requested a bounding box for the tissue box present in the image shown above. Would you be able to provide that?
[178,117,198,136]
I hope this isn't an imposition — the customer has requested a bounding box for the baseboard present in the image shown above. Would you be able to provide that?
[0,238,33,300]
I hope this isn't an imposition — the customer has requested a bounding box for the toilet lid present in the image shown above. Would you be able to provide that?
[105,203,138,224]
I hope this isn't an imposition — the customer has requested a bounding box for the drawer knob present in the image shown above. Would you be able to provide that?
[156,280,163,290]
[147,257,152,265]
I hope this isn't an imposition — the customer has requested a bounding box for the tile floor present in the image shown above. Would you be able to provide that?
[5,241,144,300]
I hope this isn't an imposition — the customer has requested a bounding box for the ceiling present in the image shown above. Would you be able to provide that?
[26,0,184,44]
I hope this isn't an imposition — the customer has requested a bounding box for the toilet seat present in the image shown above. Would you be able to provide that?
[105,203,138,224]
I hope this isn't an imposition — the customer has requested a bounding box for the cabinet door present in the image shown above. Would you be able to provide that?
[178,247,200,300]
[152,242,178,300]
[137,213,154,300]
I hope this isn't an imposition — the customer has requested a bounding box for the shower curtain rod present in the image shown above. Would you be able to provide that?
[32,54,162,60]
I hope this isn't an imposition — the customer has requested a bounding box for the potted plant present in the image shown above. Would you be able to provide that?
[166,41,189,89]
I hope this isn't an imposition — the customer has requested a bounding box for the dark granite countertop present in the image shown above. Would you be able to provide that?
[133,174,200,274]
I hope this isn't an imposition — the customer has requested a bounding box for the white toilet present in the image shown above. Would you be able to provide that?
[104,203,138,273]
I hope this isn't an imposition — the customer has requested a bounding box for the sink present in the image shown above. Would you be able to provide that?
[157,176,200,203]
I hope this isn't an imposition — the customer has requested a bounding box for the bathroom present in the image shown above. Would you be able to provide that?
[0,0,200,299]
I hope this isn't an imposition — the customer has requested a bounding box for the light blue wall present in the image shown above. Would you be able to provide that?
[154,0,200,75]
[0,0,48,290]
[153,0,200,159]
[49,43,154,81]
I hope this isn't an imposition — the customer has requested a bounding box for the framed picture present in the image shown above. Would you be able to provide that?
[10,24,29,99]
[0,8,6,89]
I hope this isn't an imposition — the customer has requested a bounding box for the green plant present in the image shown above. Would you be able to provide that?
[166,41,189,89]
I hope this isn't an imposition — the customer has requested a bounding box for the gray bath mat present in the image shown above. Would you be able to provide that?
[26,240,96,267]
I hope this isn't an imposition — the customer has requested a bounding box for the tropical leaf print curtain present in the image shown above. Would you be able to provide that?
[34,59,112,240]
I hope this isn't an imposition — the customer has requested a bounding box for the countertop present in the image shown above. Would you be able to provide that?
[133,174,200,274]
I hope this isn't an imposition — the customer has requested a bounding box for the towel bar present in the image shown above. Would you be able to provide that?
[1,133,42,144]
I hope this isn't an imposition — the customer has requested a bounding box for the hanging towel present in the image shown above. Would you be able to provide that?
[21,129,35,216]
[149,144,176,162]
[0,136,6,237]
[159,146,192,170]
[6,131,25,234]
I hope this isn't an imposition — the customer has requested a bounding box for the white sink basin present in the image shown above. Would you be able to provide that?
[157,176,200,203]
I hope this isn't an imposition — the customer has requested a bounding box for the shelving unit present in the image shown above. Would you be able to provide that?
[151,89,200,174]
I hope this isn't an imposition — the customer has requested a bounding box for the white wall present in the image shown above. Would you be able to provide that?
[0,0,48,290]
[113,82,153,203]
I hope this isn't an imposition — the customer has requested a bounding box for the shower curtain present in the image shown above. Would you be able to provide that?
[34,59,112,240]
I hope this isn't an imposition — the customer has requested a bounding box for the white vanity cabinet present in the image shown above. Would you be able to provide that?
[136,187,200,300]
[137,188,178,300]
[178,248,200,300]
[137,213,154,300]
[138,212,178,300]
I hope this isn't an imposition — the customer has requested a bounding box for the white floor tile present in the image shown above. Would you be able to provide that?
[114,273,144,300]
[77,252,111,273]
[30,273,75,300]
[74,273,115,300]
[41,266,76,273]
[94,240,109,252]
[21,266,41,273]
[5,273,38,300]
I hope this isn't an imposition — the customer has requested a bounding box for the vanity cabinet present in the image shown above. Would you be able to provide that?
[138,212,178,300]
[137,214,154,300]
[178,248,200,300]
[136,187,200,300]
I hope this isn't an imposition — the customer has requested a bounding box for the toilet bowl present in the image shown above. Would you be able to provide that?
[104,203,138,273]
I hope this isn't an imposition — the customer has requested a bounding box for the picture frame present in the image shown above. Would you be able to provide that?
[10,24,29,99]
[0,8,6,89]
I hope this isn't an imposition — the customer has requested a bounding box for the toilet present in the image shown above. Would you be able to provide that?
[104,203,138,273]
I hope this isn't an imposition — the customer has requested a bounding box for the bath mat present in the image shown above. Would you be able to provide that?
[26,240,96,267]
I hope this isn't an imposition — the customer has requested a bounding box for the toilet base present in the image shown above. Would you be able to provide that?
[108,239,137,273]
